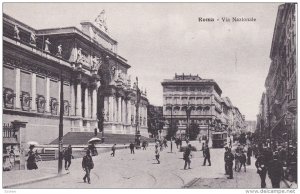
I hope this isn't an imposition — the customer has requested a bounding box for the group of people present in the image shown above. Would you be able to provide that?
[254,143,297,188]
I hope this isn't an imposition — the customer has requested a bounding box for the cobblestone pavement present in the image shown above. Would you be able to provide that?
[6,141,291,189]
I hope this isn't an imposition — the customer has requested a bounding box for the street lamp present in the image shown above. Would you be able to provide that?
[185,102,193,140]
[135,77,141,146]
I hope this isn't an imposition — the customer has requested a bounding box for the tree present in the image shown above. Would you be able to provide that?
[189,122,200,140]
[166,121,178,140]
[147,105,163,138]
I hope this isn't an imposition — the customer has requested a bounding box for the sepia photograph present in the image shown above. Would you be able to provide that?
[1,2,298,190]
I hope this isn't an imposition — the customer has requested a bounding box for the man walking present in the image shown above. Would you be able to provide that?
[155,144,160,164]
[268,153,284,188]
[255,150,268,188]
[183,144,192,170]
[247,146,252,165]
[224,146,229,175]
[129,142,135,154]
[111,144,116,157]
[202,144,211,166]
[225,148,234,179]
[64,144,73,170]
[82,150,94,184]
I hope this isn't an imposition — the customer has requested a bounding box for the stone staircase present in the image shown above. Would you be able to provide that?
[50,132,155,145]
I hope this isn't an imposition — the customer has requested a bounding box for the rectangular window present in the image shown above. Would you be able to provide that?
[63,83,71,102]
[20,71,32,95]
[50,79,59,99]
[3,66,15,90]
[36,75,46,96]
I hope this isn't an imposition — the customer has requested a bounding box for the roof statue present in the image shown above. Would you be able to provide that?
[14,25,20,40]
[95,10,108,33]
[57,44,62,57]
[29,32,36,46]
[91,55,101,70]
[44,38,51,53]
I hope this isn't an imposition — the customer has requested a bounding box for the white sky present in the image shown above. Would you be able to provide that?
[3,3,281,120]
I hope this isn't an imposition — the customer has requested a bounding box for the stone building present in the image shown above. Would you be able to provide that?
[262,3,297,145]
[161,74,239,140]
[3,12,149,149]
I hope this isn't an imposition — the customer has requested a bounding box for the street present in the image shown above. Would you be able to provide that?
[10,141,288,189]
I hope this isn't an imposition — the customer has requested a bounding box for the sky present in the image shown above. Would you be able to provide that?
[3,3,281,120]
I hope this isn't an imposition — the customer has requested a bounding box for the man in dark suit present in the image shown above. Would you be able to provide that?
[202,144,211,166]
[268,153,284,188]
[225,148,234,179]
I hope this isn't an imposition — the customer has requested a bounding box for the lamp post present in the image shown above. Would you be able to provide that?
[58,71,64,174]
[185,102,192,140]
[135,77,141,146]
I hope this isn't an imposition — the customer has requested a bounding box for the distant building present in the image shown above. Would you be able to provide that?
[161,73,246,140]
[245,121,256,133]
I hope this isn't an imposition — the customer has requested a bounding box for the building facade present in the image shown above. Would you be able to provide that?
[3,13,149,149]
[161,74,246,139]
[258,3,297,146]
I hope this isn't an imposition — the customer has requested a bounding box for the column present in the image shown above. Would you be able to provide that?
[84,87,89,118]
[122,98,126,123]
[45,77,50,112]
[70,83,75,116]
[76,82,82,116]
[118,97,122,123]
[126,100,130,124]
[58,80,61,114]
[104,96,108,121]
[145,105,148,127]
[108,96,114,122]
[114,96,118,122]
[31,73,36,111]
[15,68,21,109]
[92,88,97,119]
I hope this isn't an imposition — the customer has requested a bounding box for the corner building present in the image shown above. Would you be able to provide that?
[161,74,227,138]
[3,13,149,145]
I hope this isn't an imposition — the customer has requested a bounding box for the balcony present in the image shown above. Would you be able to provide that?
[287,99,297,114]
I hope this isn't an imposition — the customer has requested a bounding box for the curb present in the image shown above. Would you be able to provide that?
[3,171,69,188]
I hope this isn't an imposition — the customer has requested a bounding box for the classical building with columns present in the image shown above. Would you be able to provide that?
[3,13,149,146]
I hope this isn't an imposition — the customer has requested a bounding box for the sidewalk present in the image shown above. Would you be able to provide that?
[3,143,154,188]
[3,160,69,188]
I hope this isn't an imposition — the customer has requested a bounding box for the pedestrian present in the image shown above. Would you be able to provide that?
[170,138,173,153]
[224,147,229,175]
[27,145,38,170]
[183,144,192,170]
[225,148,234,179]
[82,149,94,184]
[129,142,135,154]
[175,138,179,149]
[155,144,160,164]
[142,141,147,150]
[163,139,168,148]
[111,144,116,157]
[255,149,268,188]
[64,144,73,170]
[239,151,247,172]
[202,144,211,166]
[247,146,252,165]
[268,152,284,188]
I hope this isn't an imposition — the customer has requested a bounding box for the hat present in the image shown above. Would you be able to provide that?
[29,145,35,149]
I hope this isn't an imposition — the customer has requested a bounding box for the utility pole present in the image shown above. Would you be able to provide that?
[135,77,141,146]
[58,71,64,174]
